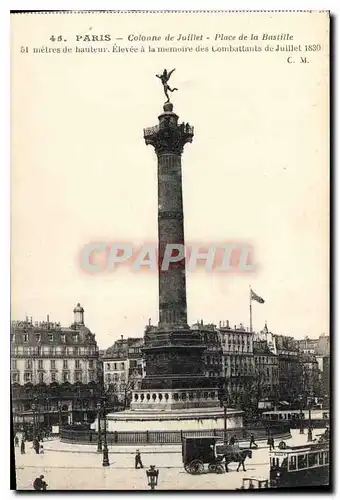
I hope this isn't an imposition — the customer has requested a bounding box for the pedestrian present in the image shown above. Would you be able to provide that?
[33,475,46,491]
[34,438,40,454]
[14,436,19,447]
[135,449,144,469]
[20,439,25,454]
[249,434,258,449]
[268,436,275,450]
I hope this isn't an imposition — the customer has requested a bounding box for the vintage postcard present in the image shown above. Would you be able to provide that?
[10,10,330,491]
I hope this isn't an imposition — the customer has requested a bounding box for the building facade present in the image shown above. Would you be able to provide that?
[102,336,144,406]
[218,321,254,408]
[11,304,102,432]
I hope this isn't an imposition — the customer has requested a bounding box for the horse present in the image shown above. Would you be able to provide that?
[223,448,252,472]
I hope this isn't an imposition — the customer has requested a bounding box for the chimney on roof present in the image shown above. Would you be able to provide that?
[121,335,123,340]
[226,320,230,328]
[47,314,50,323]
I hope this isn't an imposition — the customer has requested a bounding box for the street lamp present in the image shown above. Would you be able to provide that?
[307,403,313,442]
[299,399,304,434]
[97,402,102,452]
[102,401,110,467]
[222,400,228,445]
[146,465,159,490]
[58,402,62,435]
[31,402,36,441]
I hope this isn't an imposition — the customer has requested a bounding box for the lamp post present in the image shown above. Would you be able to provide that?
[102,401,110,467]
[299,398,304,434]
[146,465,159,490]
[222,400,228,446]
[307,403,313,442]
[58,401,62,435]
[31,402,36,441]
[97,402,102,452]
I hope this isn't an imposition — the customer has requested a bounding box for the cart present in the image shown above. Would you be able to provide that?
[182,437,225,475]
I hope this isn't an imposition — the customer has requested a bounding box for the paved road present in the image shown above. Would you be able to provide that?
[14,429,324,490]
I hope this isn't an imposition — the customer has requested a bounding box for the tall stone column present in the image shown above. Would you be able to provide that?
[144,102,193,327]
[142,102,214,393]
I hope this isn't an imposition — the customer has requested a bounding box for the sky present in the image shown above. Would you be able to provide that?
[11,12,329,349]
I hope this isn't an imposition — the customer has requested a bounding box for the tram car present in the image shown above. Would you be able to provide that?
[262,410,329,429]
[182,437,225,474]
[269,435,329,488]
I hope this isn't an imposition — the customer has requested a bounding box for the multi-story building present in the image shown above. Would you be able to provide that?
[253,339,279,404]
[102,335,144,406]
[274,334,302,404]
[11,304,102,431]
[218,321,254,408]
[192,321,223,379]
[299,352,321,399]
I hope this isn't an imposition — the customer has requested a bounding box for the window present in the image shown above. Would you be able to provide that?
[121,362,125,370]
[114,363,117,370]
[48,334,53,342]
[38,359,43,369]
[89,360,93,369]
[61,335,66,343]
[63,371,69,382]
[12,373,19,383]
[88,371,95,382]
[51,372,56,382]
[308,453,317,467]
[38,372,44,383]
[106,363,111,371]
[75,371,82,382]
[24,372,32,383]
[23,334,28,343]
[319,452,324,465]
[63,360,68,369]
[25,359,32,370]
[106,373,112,383]
[11,360,17,370]
[74,334,79,343]
[289,456,297,470]
[50,360,56,370]
[35,333,41,343]
[75,360,81,369]
[74,347,79,356]
[297,454,307,469]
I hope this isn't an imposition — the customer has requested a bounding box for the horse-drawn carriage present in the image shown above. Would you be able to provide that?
[182,437,253,475]
[182,437,225,474]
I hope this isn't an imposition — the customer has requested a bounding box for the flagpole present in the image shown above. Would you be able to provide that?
[249,285,253,332]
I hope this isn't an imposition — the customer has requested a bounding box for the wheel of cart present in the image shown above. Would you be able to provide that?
[187,459,204,474]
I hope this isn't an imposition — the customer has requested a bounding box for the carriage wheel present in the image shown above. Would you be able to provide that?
[189,460,204,475]
[215,464,225,474]
[208,463,217,473]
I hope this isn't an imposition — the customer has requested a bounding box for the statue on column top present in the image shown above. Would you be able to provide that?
[156,69,178,103]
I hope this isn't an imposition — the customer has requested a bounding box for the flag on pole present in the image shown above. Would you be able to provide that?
[251,289,265,304]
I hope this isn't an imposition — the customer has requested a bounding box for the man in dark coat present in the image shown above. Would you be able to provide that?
[20,439,25,454]
[249,434,258,449]
[33,475,46,490]
[135,450,144,469]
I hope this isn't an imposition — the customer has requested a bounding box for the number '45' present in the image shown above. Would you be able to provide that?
[50,35,63,42]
